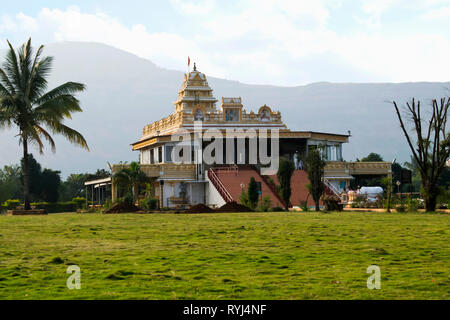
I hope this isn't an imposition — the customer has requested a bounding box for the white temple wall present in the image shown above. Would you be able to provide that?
[205,170,226,208]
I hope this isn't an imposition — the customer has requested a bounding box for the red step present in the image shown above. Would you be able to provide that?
[268,170,324,208]
[213,166,284,208]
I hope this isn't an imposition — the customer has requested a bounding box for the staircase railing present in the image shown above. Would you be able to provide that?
[323,178,343,201]
[208,168,234,203]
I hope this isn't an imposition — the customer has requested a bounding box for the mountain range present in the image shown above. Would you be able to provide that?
[1,42,448,177]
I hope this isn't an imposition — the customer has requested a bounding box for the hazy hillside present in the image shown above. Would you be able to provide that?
[0,42,448,177]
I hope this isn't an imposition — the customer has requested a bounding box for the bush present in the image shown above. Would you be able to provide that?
[323,195,343,211]
[72,197,86,210]
[32,202,76,213]
[103,199,112,211]
[140,198,158,211]
[2,199,21,210]
[123,192,134,205]
[256,196,271,212]
[272,206,284,212]
[406,196,421,212]
[299,200,309,212]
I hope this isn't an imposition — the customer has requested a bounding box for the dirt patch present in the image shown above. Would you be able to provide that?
[185,204,215,214]
[104,203,141,214]
[215,201,253,213]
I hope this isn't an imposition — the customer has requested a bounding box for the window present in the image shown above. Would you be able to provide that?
[150,148,155,164]
[158,147,163,163]
[165,145,174,163]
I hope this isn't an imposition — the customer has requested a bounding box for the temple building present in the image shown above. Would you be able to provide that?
[112,64,391,209]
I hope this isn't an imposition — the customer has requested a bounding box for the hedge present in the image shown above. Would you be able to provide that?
[31,202,76,213]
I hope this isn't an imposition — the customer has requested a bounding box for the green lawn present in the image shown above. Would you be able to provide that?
[0,211,448,300]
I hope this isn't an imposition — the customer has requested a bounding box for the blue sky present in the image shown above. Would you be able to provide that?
[1,0,450,85]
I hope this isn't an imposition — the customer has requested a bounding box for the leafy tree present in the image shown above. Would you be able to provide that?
[0,38,88,210]
[40,168,61,202]
[0,165,22,203]
[247,177,259,209]
[20,154,42,201]
[19,154,61,202]
[304,149,326,211]
[59,169,111,201]
[361,153,384,162]
[393,98,450,211]
[113,162,150,204]
[277,157,295,211]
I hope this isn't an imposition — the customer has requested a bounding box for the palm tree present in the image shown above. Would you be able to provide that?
[113,162,150,204]
[0,38,88,210]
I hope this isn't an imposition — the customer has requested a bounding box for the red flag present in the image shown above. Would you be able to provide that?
[188,56,191,68]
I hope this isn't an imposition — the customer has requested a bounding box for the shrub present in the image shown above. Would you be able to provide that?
[239,190,251,208]
[32,202,76,213]
[256,196,271,212]
[72,197,86,210]
[247,177,259,209]
[272,206,284,212]
[406,196,421,212]
[103,199,112,211]
[299,200,309,212]
[3,199,21,210]
[140,198,158,211]
[323,195,343,211]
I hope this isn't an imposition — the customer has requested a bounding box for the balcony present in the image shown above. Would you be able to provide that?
[325,161,392,177]
[112,163,197,180]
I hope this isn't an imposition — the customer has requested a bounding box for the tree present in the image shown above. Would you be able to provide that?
[0,165,22,203]
[277,157,295,211]
[304,149,326,211]
[361,153,384,162]
[59,169,111,201]
[247,177,259,209]
[393,98,450,211]
[0,38,88,210]
[40,168,61,202]
[20,154,42,202]
[113,162,150,204]
[19,154,61,202]
[381,176,393,213]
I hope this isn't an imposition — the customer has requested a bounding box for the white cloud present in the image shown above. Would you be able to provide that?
[422,6,450,20]
[170,0,216,15]
[0,3,450,85]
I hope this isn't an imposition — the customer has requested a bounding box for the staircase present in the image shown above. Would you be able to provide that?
[323,178,343,201]
[209,165,284,207]
[268,170,317,207]
[208,168,234,203]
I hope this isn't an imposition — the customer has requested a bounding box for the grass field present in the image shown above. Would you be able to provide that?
[0,211,448,300]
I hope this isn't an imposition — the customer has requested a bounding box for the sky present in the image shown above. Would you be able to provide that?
[1,0,450,86]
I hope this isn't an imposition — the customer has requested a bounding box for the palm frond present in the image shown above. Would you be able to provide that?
[0,106,13,129]
[47,121,89,151]
[26,44,45,98]
[34,124,56,152]
[36,82,85,105]
[18,38,33,93]
[29,56,53,101]
[0,67,15,94]
[34,94,82,121]
[5,40,22,92]
[26,127,45,154]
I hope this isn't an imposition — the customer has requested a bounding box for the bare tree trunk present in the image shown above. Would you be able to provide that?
[315,200,320,212]
[22,138,31,210]
[423,180,438,212]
